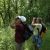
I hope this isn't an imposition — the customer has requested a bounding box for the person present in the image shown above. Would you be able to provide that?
[32,17,42,50]
[10,16,26,50]
[10,16,33,50]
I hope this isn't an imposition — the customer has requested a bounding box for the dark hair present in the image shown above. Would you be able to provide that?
[37,17,42,23]
[15,17,20,20]
[15,18,23,24]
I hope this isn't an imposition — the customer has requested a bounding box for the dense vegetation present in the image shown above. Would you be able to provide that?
[0,0,50,27]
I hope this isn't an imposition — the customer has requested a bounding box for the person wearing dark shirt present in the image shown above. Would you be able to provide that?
[10,16,26,50]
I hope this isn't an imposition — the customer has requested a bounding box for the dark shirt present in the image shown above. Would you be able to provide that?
[15,24,25,43]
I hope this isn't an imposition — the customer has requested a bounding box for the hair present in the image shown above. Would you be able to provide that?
[37,17,42,23]
[32,17,37,25]
[15,17,23,24]
[33,17,37,23]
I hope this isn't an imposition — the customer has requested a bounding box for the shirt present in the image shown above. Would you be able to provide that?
[33,24,42,36]
[15,24,25,43]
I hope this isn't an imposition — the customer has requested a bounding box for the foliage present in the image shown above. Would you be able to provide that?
[0,0,50,27]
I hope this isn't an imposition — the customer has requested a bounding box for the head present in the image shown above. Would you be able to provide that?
[15,18,21,25]
[15,16,26,25]
[37,17,42,23]
[32,17,37,24]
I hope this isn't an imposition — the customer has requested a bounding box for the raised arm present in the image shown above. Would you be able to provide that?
[32,23,42,26]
